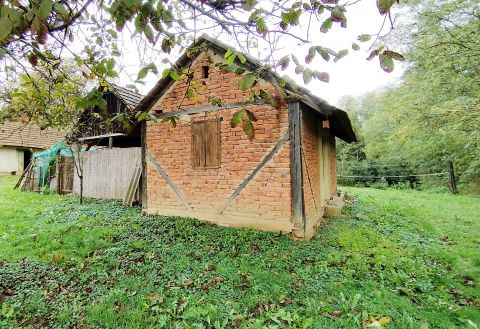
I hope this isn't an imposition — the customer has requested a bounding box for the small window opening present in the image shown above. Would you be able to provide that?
[202,66,209,79]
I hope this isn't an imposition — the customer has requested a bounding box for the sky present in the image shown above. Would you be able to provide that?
[104,0,407,107]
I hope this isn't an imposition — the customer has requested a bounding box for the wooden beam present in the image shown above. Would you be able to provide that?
[216,132,289,215]
[145,149,192,211]
[123,165,142,206]
[153,99,266,119]
[289,102,305,237]
[140,122,147,208]
[78,133,125,141]
[14,161,33,189]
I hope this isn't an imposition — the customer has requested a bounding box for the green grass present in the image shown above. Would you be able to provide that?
[0,175,479,328]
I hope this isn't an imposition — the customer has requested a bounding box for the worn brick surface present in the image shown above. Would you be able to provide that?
[145,51,292,232]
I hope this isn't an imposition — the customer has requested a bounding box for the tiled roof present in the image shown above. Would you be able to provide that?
[109,85,143,111]
[0,122,65,149]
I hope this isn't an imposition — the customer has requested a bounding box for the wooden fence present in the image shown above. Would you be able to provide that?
[73,147,141,200]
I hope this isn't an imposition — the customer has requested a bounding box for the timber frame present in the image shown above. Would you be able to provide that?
[288,102,305,238]
[137,35,357,239]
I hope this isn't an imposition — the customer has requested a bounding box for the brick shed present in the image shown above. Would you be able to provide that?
[136,36,356,239]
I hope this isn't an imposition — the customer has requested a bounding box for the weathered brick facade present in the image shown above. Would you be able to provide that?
[140,38,356,238]
[144,52,293,233]
[301,109,337,239]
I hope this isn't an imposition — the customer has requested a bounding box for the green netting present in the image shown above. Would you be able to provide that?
[33,141,75,188]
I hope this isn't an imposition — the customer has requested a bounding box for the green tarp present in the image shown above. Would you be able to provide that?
[33,142,75,188]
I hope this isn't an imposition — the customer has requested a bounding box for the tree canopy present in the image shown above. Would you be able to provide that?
[0,0,405,128]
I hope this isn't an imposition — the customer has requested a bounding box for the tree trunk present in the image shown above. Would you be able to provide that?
[80,175,84,204]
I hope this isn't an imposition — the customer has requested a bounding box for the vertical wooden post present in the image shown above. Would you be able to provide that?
[140,121,147,209]
[289,101,305,238]
[56,156,61,194]
[108,137,113,149]
[447,160,458,194]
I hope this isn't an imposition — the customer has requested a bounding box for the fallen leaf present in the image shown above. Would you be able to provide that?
[379,316,390,325]
[214,277,224,283]
[458,298,474,306]
[280,297,292,305]
[449,288,464,296]
[52,253,63,263]
[237,283,250,290]
[206,264,216,271]
[331,310,343,318]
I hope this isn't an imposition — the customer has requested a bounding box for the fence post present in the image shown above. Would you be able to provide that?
[447,160,458,194]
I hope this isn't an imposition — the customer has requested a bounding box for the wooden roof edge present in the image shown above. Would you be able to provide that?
[135,34,357,143]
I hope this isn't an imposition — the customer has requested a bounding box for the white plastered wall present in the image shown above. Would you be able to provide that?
[0,146,23,174]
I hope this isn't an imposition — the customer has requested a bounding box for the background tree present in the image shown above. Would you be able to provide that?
[337,0,479,186]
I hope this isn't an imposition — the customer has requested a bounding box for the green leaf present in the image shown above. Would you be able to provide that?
[243,0,257,10]
[334,49,348,62]
[295,65,304,74]
[53,3,69,20]
[162,68,170,78]
[0,47,6,58]
[144,24,155,43]
[352,43,360,51]
[0,16,12,42]
[366,49,379,61]
[227,54,236,65]
[224,50,232,59]
[379,52,394,72]
[231,109,245,128]
[377,0,396,15]
[38,0,53,20]
[147,63,158,74]
[314,71,329,83]
[303,69,313,84]
[169,70,180,81]
[239,72,256,90]
[256,17,266,33]
[358,34,371,42]
[242,119,254,137]
[320,18,333,33]
[316,47,331,62]
[245,109,257,122]
[305,46,316,64]
[106,58,115,70]
[238,54,247,64]
[235,67,246,75]
[259,90,277,107]
[277,55,290,70]
[137,67,149,80]
[291,54,299,65]
[383,50,405,61]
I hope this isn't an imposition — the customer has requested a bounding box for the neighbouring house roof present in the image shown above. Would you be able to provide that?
[136,35,357,143]
[0,122,65,149]
[108,84,144,111]
[76,84,144,147]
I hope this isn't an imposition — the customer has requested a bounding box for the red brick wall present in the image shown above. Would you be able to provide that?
[145,51,292,233]
[301,109,322,238]
[329,136,337,196]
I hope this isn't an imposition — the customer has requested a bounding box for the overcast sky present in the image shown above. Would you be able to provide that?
[115,0,406,107]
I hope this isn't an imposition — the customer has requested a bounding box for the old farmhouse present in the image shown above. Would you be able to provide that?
[0,122,64,175]
[136,36,356,239]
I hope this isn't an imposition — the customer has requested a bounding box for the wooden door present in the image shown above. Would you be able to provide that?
[318,128,331,207]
